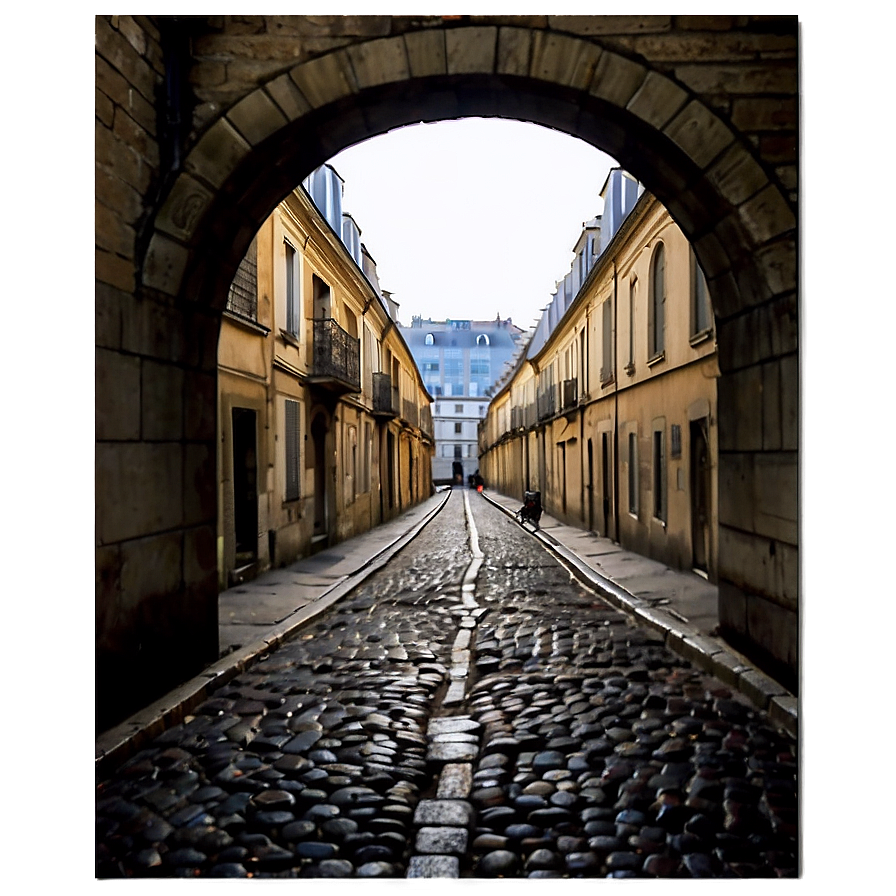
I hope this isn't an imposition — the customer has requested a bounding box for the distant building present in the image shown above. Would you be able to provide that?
[402,317,523,484]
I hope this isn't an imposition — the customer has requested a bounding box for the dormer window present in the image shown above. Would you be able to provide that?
[424,333,434,346]
[476,334,490,346]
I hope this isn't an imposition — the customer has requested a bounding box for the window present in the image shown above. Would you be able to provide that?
[600,298,614,385]
[628,431,639,516]
[653,425,667,523]
[454,404,463,414]
[285,399,301,501]
[424,333,434,346]
[691,251,712,339]
[626,277,636,374]
[454,422,462,434]
[648,242,665,361]
[454,445,463,459]
[476,333,490,346]
[285,241,300,337]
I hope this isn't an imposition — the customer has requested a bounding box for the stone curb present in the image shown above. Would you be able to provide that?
[95,489,453,779]
[476,489,798,740]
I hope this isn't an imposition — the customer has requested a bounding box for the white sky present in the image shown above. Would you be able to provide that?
[328,118,618,330]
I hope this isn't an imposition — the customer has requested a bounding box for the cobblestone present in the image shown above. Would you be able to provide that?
[96,490,797,879]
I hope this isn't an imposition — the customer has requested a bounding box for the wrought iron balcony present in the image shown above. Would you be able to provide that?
[536,386,556,422]
[372,372,399,418]
[561,378,578,412]
[309,318,360,395]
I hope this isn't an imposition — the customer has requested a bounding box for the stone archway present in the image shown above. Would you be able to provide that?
[96,16,798,725]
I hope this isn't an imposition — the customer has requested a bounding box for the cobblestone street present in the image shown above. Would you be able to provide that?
[95,489,798,879]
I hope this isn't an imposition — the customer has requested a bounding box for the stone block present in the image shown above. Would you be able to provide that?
[96,442,183,544]
[266,71,311,120]
[183,442,217,527]
[185,118,252,190]
[141,359,184,441]
[768,694,798,738]
[755,237,798,298]
[548,15,671,35]
[589,50,646,107]
[403,29,446,78]
[289,50,358,109]
[745,588,798,671]
[406,855,459,879]
[706,142,769,207]
[95,247,135,295]
[428,717,480,736]
[95,199,135,260]
[227,88,288,147]
[717,525,798,610]
[142,232,188,297]
[183,523,218,590]
[120,531,184,614]
[95,283,124,351]
[415,826,469,855]
[184,370,217,442]
[664,100,735,170]
[427,740,478,764]
[453,629,472,650]
[496,26,533,77]
[413,799,474,829]
[737,184,796,246]
[737,667,786,712]
[441,681,468,707]
[446,26,497,75]
[626,70,688,130]
[529,31,602,91]
[96,348,141,440]
[346,36,410,89]
[717,367,763,453]
[779,353,799,452]
[437,763,473,799]
[121,293,185,363]
[732,97,798,133]
[154,172,215,243]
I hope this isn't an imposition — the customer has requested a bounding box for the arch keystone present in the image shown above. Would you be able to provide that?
[404,29,447,78]
[446,26,497,75]
[289,49,359,109]
[346,35,410,89]
[664,100,735,170]
[529,31,602,91]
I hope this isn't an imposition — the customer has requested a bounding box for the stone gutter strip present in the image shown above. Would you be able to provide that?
[478,489,797,740]
[406,490,485,878]
[95,488,452,778]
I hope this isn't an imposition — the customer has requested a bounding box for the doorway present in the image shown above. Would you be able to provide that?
[690,418,711,575]
[231,408,257,565]
[587,438,595,533]
[601,431,611,537]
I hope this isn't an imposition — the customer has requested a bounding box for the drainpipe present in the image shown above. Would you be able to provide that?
[613,261,620,543]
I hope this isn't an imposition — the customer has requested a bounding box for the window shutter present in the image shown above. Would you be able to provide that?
[285,400,300,500]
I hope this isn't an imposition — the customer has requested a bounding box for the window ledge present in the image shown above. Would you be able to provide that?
[646,351,665,368]
[689,328,714,347]
[224,309,270,336]
[279,328,300,348]
[600,374,615,389]
[624,362,636,377]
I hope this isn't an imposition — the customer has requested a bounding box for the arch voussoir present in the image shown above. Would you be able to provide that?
[345,34,411,90]
[288,48,360,110]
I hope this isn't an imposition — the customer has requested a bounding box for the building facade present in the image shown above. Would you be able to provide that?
[403,317,522,484]
[217,165,434,589]
[480,170,718,580]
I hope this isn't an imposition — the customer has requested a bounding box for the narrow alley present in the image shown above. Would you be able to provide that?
[95,490,797,879]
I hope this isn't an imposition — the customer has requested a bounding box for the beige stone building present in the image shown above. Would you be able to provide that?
[480,170,718,579]
[217,165,434,589]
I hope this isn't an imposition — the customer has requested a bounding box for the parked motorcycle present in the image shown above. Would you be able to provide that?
[515,490,543,529]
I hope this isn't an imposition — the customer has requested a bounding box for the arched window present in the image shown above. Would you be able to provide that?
[648,242,665,360]
[424,333,434,346]
[476,334,490,346]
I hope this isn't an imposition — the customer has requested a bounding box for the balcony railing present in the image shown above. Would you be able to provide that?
[309,318,360,395]
[372,372,399,418]
[536,386,556,422]
[561,378,578,412]
[401,398,419,428]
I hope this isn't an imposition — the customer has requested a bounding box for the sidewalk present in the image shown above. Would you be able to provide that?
[478,488,797,737]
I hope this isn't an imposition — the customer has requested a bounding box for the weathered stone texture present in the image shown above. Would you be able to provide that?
[96,442,184,544]
[96,349,141,441]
